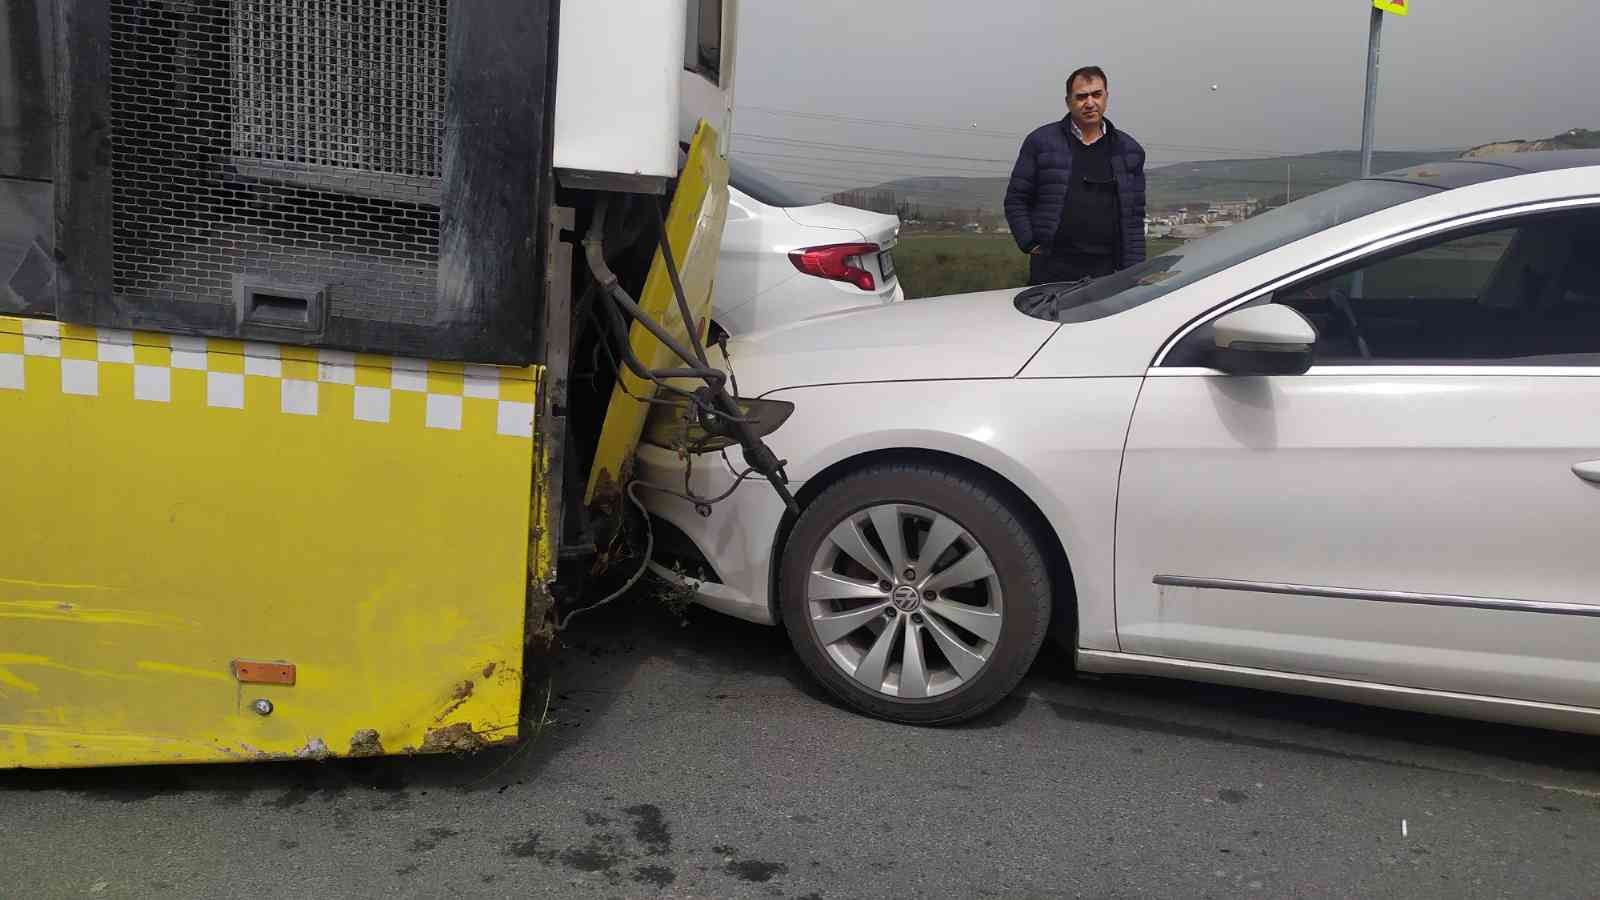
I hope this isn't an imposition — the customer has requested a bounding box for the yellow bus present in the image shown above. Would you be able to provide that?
[0,0,792,768]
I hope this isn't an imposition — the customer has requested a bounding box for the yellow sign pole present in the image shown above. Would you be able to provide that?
[1359,1,1404,177]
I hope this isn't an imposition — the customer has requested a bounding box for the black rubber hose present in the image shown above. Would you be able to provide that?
[582,196,797,514]
[652,198,711,368]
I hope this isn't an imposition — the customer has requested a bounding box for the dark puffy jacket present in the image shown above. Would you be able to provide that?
[1003,117,1147,269]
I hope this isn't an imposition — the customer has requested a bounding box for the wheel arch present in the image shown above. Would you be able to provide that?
[767,447,1078,649]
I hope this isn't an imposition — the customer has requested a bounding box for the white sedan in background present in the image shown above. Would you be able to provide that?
[710,159,903,337]
[642,150,1600,731]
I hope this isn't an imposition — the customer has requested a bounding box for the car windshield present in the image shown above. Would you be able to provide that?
[728,158,815,208]
[1015,179,1440,323]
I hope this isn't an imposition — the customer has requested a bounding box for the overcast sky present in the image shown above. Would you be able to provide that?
[730,0,1600,193]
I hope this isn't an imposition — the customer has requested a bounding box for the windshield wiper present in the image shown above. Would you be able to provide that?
[1015,276,1096,318]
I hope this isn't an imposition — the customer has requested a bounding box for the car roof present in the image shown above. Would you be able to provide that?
[1368,149,1600,191]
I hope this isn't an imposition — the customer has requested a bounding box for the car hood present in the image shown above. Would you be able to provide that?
[715,288,1060,395]
[783,203,901,244]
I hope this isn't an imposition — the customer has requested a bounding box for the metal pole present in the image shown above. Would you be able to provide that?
[1359,6,1384,177]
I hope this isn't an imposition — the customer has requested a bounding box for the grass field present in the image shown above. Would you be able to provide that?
[895,235,1185,299]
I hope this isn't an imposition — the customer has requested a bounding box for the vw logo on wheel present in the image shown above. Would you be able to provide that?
[891,584,921,612]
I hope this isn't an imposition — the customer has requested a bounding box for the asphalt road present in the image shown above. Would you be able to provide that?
[5,596,1600,899]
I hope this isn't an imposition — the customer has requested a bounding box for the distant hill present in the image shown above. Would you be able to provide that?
[847,151,1457,219]
[1140,149,1458,211]
[836,128,1595,219]
[1462,127,1600,157]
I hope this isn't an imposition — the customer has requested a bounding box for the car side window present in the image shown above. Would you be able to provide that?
[1281,209,1600,365]
[1167,207,1600,368]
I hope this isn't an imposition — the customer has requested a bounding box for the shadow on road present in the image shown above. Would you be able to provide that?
[6,587,1600,800]
[1030,663,1600,778]
[0,590,803,804]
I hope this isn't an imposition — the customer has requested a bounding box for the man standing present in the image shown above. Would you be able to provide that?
[1004,66,1147,286]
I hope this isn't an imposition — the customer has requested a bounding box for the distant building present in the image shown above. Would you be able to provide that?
[1207,199,1261,221]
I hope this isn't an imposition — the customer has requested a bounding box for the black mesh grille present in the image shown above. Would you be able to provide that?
[108,0,447,326]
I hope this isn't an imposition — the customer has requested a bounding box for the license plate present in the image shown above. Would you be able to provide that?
[878,251,896,281]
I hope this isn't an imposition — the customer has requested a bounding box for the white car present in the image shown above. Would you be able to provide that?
[710,159,903,337]
[640,150,1600,730]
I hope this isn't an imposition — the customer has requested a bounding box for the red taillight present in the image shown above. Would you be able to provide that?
[787,242,880,292]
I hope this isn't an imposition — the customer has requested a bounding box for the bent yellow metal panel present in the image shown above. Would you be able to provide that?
[585,121,730,502]
[0,318,537,768]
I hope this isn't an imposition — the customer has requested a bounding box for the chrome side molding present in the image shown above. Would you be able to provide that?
[1153,575,1600,618]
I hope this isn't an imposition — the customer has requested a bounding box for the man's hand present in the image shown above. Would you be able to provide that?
[1029,245,1044,256]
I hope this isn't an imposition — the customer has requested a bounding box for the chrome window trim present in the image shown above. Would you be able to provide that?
[1152,196,1600,368]
[1154,575,1600,619]
[1147,365,1600,377]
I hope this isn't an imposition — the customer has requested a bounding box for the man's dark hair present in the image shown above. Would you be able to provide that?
[1066,66,1108,95]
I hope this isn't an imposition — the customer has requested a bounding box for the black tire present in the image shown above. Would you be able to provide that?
[778,462,1052,725]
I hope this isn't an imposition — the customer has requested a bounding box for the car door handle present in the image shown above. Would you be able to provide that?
[1574,461,1600,484]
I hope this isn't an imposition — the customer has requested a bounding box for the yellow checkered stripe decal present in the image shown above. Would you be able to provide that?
[0,316,538,439]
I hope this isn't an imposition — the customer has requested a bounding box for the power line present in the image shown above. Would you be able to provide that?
[751,171,1005,206]
[737,150,1010,178]
[735,106,1307,158]
[734,131,1316,178]
[733,133,1018,164]
[737,148,1009,173]
[757,172,996,201]
[758,165,1347,202]
[742,149,1364,209]
[738,142,1194,175]
[751,161,998,189]
[749,154,1349,195]
[767,177,879,195]
[738,104,1020,139]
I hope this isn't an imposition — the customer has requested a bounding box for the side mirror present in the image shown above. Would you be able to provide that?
[1211,304,1317,376]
